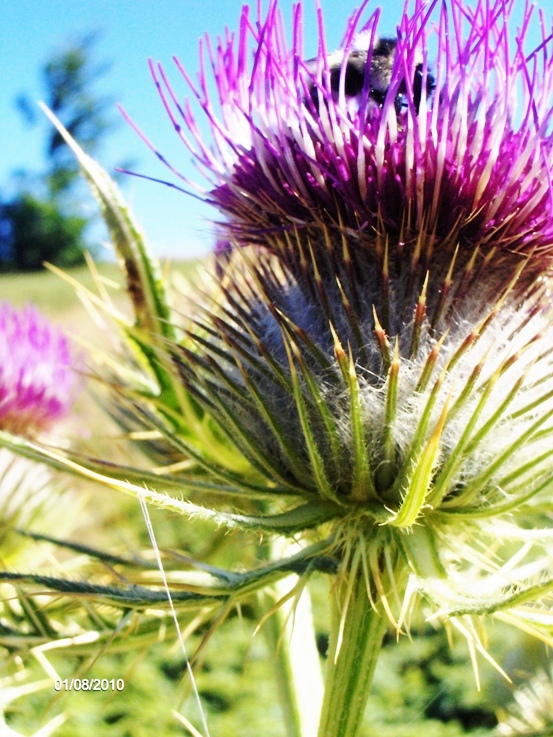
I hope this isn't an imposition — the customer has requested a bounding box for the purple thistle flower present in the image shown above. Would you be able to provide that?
[116,4,553,721]
[129,0,553,514]
[0,303,79,435]
[137,0,553,314]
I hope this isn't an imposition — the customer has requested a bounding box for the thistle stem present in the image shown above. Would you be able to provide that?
[317,555,390,737]
[262,538,324,737]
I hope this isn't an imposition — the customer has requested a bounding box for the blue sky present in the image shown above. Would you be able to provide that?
[0,0,549,260]
[0,0,414,261]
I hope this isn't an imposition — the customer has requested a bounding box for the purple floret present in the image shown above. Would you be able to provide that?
[0,304,80,435]
[132,0,553,297]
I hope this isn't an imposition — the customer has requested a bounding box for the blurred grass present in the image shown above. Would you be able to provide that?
[2,262,125,313]
[0,260,546,736]
[1,259,200,336]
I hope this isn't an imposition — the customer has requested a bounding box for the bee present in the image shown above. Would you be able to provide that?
[306,35,434,115]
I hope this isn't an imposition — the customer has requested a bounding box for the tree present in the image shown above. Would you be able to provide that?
[0,194,88,271]
[0,33,118,271]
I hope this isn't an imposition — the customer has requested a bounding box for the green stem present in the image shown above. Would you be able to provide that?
[317,558,389,737]
[262,538,324,737]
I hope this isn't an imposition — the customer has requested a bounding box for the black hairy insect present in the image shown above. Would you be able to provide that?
[306,36,435,115]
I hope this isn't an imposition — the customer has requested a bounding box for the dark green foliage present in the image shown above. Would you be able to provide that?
[0,192,88,270]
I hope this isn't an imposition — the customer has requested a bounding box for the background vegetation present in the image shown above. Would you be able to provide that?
[1,263,548,737]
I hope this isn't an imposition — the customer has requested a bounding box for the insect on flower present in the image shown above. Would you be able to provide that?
[305,33,436,114]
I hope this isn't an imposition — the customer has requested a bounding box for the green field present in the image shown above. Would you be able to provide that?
[2,262,124,316]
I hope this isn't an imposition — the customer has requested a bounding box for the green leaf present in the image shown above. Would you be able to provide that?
[390,399,449,528]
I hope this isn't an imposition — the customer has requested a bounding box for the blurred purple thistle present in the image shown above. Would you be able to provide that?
[0,303,79,435]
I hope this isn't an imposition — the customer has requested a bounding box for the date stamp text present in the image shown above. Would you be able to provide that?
[54,678,125,692]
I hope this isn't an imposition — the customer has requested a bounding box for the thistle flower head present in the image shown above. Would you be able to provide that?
[149,0,553,306]
[0,303,79,435]
[126,0,553,628]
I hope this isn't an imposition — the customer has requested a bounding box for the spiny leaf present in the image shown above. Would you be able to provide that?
[39,103,196,419]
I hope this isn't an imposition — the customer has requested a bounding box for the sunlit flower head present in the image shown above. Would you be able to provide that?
[123,0,553,631]
[142,0,553,309]
[0,303,79,435]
